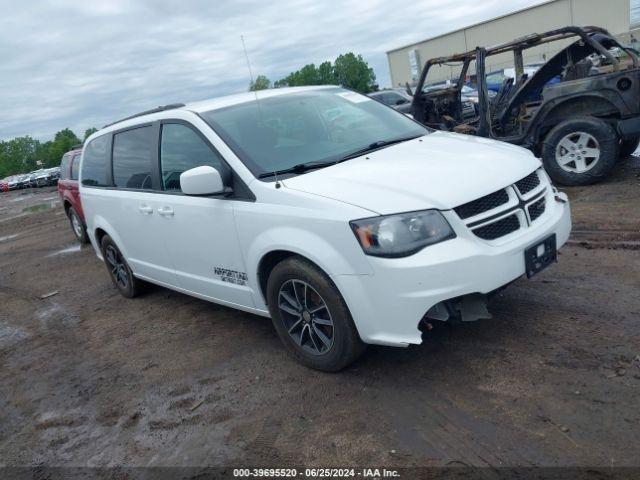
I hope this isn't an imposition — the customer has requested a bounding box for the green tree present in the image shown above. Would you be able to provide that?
[333,53,376,93]
[274,53,375,93]
[84,127,98,140]
[317,61,336,85]
[0,136,39,177]
[249,75,271,91]
[42,129,81,167]
[0,128,81,177]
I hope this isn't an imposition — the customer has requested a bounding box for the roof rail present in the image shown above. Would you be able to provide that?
[102,103,186,128]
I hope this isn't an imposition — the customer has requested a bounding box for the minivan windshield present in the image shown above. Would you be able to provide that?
[201,87,429,178]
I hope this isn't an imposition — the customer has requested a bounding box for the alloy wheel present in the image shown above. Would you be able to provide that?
[555,131,601,173]
[104,245,129,289]
[278,279,334,355]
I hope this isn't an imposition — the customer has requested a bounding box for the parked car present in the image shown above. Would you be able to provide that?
[369,89,413,113]
[28,172,39,188]
[16,174,31,189]
[6,176,19,190]
[410,26,640,186]
[47,167,61,185]
[483,65,548,92]
[58,146,88,243]
[80,87,571,371]
[32,167,60,187]
[460,84,497,104]
[0,180,8,192]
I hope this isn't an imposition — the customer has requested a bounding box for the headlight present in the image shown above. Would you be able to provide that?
[350,210,455,258]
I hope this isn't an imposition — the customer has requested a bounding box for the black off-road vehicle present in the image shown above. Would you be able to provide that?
[410,26,640,185]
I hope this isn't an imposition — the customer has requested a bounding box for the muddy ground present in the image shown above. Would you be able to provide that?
[0,158,639,470]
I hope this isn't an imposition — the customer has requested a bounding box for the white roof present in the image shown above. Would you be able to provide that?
[88,85,341,140]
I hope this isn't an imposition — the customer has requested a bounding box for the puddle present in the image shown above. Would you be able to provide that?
[47,244,81,257]
[36,302,79,329]
[0,323,30,349]
[0,234,19,242]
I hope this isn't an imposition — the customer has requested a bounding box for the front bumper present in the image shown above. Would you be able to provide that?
[334,193,571,347]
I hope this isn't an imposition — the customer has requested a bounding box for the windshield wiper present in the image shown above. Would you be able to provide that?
[258,135,423,179]
[337,135,423,162]
[258,161,336,179]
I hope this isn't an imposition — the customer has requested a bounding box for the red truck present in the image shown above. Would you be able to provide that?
[57,146,88,243]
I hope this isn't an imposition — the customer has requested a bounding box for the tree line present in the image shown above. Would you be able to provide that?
[250,52,377,93]
[0,127,97,179]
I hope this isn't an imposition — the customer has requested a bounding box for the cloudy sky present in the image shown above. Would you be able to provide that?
[0,0,547,141]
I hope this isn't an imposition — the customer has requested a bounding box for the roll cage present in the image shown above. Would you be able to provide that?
[411,26,640,144]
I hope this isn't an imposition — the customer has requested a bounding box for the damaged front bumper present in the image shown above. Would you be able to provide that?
[334,193,571,347]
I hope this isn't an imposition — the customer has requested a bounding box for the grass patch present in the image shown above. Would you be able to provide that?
[23,203,53,213]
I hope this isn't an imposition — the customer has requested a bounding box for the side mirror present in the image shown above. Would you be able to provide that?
[180,166,226,195]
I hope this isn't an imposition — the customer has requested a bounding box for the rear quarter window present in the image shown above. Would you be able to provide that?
[59,154,71,180]
[81,135,109,186]
[71,154,81,180]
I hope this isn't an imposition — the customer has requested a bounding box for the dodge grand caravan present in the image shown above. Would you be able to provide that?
[80,86,571,371]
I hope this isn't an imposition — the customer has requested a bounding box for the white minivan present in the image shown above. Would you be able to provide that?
[80,86,571,371]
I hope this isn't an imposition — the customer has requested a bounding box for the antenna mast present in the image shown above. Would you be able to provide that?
[241,34,278,187]
[241,34,255,86]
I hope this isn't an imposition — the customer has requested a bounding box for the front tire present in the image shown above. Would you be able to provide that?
[100,235,142,298]
[266,257,366,372]
[68,207,89,244]
[542,117,618,186]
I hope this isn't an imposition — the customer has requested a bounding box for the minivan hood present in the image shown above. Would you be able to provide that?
[282,131,541,215]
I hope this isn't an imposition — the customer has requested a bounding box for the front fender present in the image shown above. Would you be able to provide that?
[529,93,621,144]
[244,226,373,309]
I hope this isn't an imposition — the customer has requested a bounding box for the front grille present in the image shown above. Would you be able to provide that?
[454,189,509,220]
[515,171,540,195]
[473,214,520,240]
[455,170,548,241]
[528,197,546,222]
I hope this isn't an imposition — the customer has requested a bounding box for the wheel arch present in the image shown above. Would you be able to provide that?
[248,227,373,309]
[94,227,108,246]
[533,95,620,150]
[257,250,335,307]
[90,216,130,262]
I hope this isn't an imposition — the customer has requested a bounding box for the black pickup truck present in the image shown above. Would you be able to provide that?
[410,26,640,185]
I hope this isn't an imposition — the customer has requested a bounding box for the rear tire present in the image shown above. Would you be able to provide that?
[542,117,618,186]
[266,257,366,372]
[619,136,640,158]
[68,207,89,244]
[100,235,142,298]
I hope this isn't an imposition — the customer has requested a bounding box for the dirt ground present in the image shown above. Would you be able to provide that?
[0,158,639,470]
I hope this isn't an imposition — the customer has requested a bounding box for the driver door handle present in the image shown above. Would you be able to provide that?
[138,205,153,215]
[157,206,174,217]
